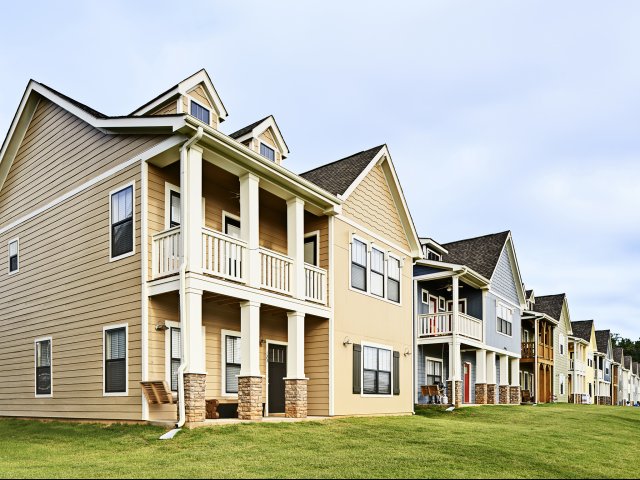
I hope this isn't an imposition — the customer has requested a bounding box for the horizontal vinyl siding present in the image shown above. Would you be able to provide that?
[305,316,329,416]
[0,165,143,420]
[0,98,164,229]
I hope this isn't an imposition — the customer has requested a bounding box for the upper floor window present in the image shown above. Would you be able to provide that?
[104,326,127,395]
[426,248,441,261]
[304,234,318,266]
[351,239,367,292]
[497,303,513,336]
[387,256,401,303]
[260,143,276,162]
[8,239,18,273]
[224,213,241,239]
[110,185,134,260]
[190,100,210,125]
[35,338,52,397]
[169,190,181,227]
[370,248,385,297]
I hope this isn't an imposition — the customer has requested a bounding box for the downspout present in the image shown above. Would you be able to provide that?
[176,127,203,429]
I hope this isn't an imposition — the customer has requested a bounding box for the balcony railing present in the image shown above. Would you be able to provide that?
[418,312,482,342]
[151,226,181,278]
[570,358,586,373]
[522,342,535,359]
[304,263,327,304]
[202,227,246,283]
[538,343,553,361]
[259,248,293,295]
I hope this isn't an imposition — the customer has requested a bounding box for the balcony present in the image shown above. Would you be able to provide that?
[570,358,586,374]
[521,342,553,362]
[417,312,483,342]
[151,227,327,305]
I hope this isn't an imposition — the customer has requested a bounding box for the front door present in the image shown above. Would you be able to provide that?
[268,344,287,414]
[463,362,471,403]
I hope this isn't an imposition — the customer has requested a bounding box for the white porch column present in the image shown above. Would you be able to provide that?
[499,354,509,385]
[476,349,487,384]
[510,358,520,387]
[448,340,461,381]
[486,351,496,383]
[240,301,261,377]
[452,275,459,332]
[287,197,306,300]
[181,287,205,374]
[181,145,203,274]
[286,312,306,379]
[240,173,260,287]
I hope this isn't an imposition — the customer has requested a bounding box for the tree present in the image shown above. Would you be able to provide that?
[612,334,640,363]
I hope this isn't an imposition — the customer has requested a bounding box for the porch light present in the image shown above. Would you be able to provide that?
[155,324,169,332]
[404,347,411,357]
[343,337,353,347]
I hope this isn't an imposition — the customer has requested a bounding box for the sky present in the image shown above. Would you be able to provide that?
[1,1,639,338]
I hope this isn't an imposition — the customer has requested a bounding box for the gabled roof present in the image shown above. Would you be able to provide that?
[526,289,534,300]
[440,231,510,280]
[571,320,594,343]
[229,115,290,157]
[130,69,228,121]
[595,330,611,355]
[300,145,383,196]
[534,294,566,322]
[614,347,624,364]
[624,356,632,370]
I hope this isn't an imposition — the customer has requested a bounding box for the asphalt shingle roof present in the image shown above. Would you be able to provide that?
[229,116,272,139]
[614,347,624,364]
[438,231,510,280]
[595,330,611,354]
[299,145,384,196]
[534,294,566,321]
[571,320,594,343]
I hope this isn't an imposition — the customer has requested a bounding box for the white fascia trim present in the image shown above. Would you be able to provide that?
[34,336,53,398]
[340,147,386,201]
[488,288,522,311]
[233,116,290,157]
[336,215,412,257]
[103,323,129,397]
[0,135,185,236]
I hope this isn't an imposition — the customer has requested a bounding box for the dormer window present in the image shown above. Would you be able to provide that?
[425,248,441,262]
[190,100,210,125]
[260,143,275,162]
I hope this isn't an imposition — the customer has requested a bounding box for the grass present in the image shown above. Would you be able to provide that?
[0,404,638,478]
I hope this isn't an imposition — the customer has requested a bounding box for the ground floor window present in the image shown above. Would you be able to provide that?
[363,346,391,395]
[104,326,127,394]
[35,338,52,396]
[224,334,241,395]
[170,327,181,392]
[426,357,443,385]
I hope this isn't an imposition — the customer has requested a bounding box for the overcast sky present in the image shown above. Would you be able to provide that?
[1,1,639,337]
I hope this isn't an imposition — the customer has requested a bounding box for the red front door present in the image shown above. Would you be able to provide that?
[463,363,471,403]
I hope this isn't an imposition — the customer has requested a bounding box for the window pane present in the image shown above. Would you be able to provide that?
[9,241,17,257]
[363,347,377,370]
[304,236,317,265]
[226,336,241,364]
[9,255,18,272]
[191,102,210,124]
[363,370,377,394]
[378,371,391,394]
[226,364,240,393]
[378,349,391,372]
[171,328,181,360]
[36,366,51,395]
[387,278,400,303]
[371,249,384,273]
[260,143,276,161]
[351,240,367,267]
[351,264,366,291]
[388,257,400,280]
[105,359,126,393]
[37,341,51,367]
[106,329,126,360]
[112,219,133,257]
[170,359,180,391]
[371,271,384,297]
[225,217,241,238]
[170,191,181,226]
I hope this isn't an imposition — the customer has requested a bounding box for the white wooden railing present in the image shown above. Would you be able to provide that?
[418,311,482,342]
[304,263,327,304]
[152,227,181,279]
[202,227,246,283]
[259,248,293,295]
[570,359,586,373]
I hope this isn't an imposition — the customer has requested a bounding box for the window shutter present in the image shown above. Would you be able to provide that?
[393,351,400,395]
[353,344,361,394]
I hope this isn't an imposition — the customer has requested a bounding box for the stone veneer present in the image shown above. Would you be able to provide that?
[285,379,308,418]
[498,385,510,404]
[447,380,462,407]
[183,373,207,426]
[509,386,521,405]
[238,376,263,420]
[475,383,488,404]
[486,384,498,404]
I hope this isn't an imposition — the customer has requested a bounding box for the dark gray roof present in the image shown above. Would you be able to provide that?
[300,145,384,196]
[614,347,624,364]
[534,294,566,321]
[571,320,594,343]
[625,356,633,370]
[439,231,510,279]
[229,116,272,139]
[595,330,611,354]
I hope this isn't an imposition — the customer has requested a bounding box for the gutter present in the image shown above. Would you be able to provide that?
[176,127,204,429]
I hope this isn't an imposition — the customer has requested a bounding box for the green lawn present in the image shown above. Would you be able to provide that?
[0,404,638,478]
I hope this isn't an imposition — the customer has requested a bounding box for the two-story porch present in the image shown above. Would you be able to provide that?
[568,337,589,403]
[520,312,556,403]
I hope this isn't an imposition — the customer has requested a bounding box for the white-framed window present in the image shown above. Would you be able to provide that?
[167,323,181,392]
[559,334,565,355]
[109,183,135,261]
[425,357,443,385]
[222,211,241,239]
[370,247,385,297]
[362,344,392,396]
[421,289,429,305]
[559,374,566,395]
[438,297,446,312]
[221,329,241,396]
[351,238,368,292]
[259,143,276,162]
[425,248,441,261]
[304,232,319,266]
[8,238,19,274]
[103,324,128,396]
[190,99,211,125]
[496,303,513,336]
[35,337,52,397]
[165,183,205,229]
[387,255,401,303]
[446,299,467,314]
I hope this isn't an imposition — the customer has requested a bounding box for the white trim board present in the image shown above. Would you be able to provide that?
[34,336,53,398]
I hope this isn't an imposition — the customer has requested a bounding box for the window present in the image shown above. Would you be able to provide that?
[363,346,392,395]
[426,358,443,385]
[224,334,241,394]
[304,234,318,266]
[559,374,565,395]
[426,249,441,261]
[8,239,18,273]
[110,185,134,259]
[190,100,210,124]
[559,334,565,355]
[421,289,429,305]
[260,143,276,162]
[224,214,241,239]
[387,256,400,303]
[370,248,385,297]
[351,239,367,291]
[446,299,467,314]
[104,326,127,394]
[169,327,181,392]
[35,339,52,396]
[169,190,181,227]
[497,303,513,336]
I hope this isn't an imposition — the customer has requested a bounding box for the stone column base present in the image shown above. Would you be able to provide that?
[447,380,462,407]
[285,378,308,418]
[475,383,488,404]
[509,386,521,405]
[487,384,498,404]
[238,376,263,420]
[498,385,510,404]
[183,373,207,426]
